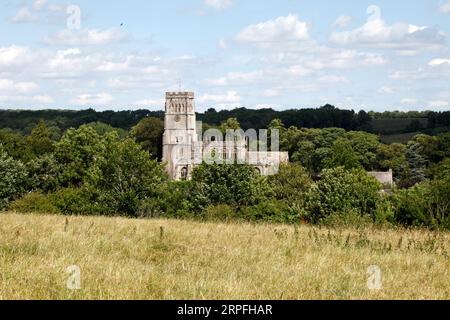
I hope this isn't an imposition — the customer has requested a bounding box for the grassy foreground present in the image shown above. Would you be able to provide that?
[0,212,448,300]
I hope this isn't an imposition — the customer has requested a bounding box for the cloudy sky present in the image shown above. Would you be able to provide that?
[1,0,450,111]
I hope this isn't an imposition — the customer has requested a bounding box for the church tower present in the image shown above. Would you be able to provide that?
[162,92,198,180]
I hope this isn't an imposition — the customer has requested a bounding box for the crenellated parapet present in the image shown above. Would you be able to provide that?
[165,92,195,114]
[166,92,195,99]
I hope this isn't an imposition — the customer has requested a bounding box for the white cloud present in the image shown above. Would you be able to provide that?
[43,28,128,46]
[33,95,54,104]
[218,38,228,49]
[230,14,389,100]
[198,91,241,104]
[428,100,448,108]
[304,50,386,70]
[0,79,39,93]
[208,71,265,86]
[0,46,35,69]
[204,0,232,10]
[429,58,450,66]
[439,2,450,14]
[11,7,38,23]
[0,94,53,105]
[333,15,353,28]
[0,79,15,90]
[378,86,393,94]
[330,18,445,51]
[11,0,57,24]
[135,99,165,107]
[400,98,418,105]
[263,89,279,97]
[236,14,309,44]
[317,75,349,84]
[96,59,131,72]
[71,93,114,106]
[389,61,450,81]
[15,82,40,93]
[33,0,47,10]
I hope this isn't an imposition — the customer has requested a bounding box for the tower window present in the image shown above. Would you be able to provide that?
[180,167,188,180]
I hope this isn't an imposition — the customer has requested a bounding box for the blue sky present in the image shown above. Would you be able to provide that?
[1,0,450,112]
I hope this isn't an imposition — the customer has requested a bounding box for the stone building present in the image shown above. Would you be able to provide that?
[161,91,393,184]
[368,169,394,186]
[162,91,290,180]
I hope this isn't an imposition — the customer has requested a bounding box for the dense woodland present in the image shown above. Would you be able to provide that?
[0,106,449,230]
[1,106,449,135]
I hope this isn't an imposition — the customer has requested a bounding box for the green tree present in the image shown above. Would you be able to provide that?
[0,147,27,209]
[344,131,380,170]
[412,134,443,164]
[54,125,105,187]
[86,134,168,216]
[269,163,312,212]
[399,141,428,188]
[324,139,361,170]
[220,117,241,133]
[27,120,54,156]
[138,181,192,218]
[26,154,62,193]
[130,117,164,160]
[85,122,128,139]
[428,158,450,179]
[292,140,316,174]
[306,167,381,223]
[392,176,450,229]
[0,129,33,162]
[190,163,271,211]
[376,143,407,175]
[268,118,286,148]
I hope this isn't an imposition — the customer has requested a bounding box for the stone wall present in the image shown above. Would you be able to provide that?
[368,169,394,185]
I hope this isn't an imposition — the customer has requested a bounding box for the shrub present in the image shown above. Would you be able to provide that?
[429,176,450,229]
[50,187,89,215]
[240,200,296,224]
[205,204,236,222]
[9,192,59,214]
[374,196,396,227]
[137,181,193,219]
[54,126,104,187]
[306,167,381,223]
[50,187,111,216]
[27,120,54,157]
[268,163,312,210]
[0,147,27,210]
[320,209,373,229]
[190,163,272,212]
[392,176,450,229]
[86,134,168,216]
[26,154,62,193]
[130,117,164,160]
[324,138,361,170]
[138,198,166,218]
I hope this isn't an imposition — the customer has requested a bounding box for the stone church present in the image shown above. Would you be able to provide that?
[162,92,289,180]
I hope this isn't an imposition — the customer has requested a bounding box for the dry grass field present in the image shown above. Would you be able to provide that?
[0,212,448,300]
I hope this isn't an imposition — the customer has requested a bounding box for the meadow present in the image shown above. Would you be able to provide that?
[0,212,448,300]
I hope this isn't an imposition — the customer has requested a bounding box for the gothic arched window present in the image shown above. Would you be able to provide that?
[180,167,188,180]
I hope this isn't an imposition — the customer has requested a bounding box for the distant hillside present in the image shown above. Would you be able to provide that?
[372,118,429,134]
